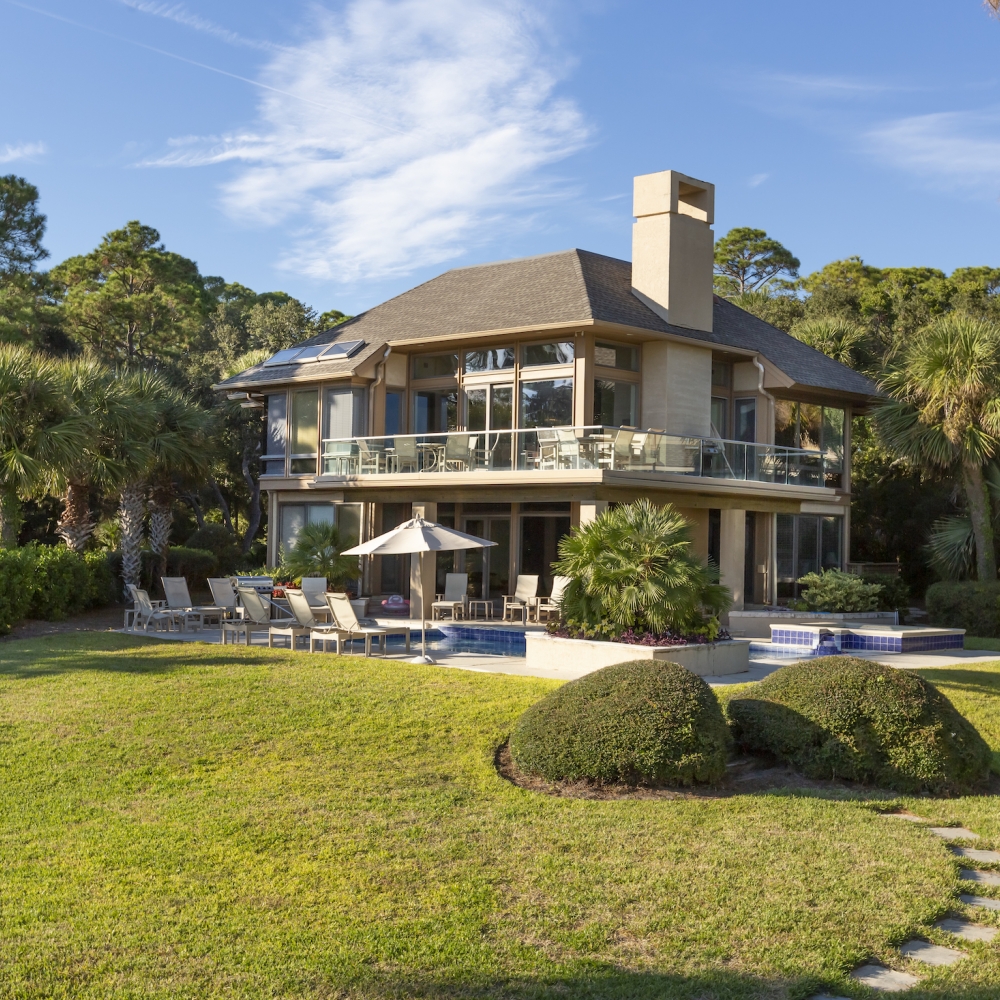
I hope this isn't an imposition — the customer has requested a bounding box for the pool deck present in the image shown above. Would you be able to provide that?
[118,620,1000,685]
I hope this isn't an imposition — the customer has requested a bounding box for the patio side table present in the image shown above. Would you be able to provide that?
[468,599,494,620]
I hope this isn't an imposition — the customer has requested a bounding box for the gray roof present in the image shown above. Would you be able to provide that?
[217,249,877,399]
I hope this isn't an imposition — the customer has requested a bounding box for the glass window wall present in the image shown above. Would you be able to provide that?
[774,401,845,487]
[593,378,637,427]
[594,342,639,371]
[290,389,318,475]
[412,353,459,379]
[263,393,287,476]
[521,341,574,367]
[323,387,366,440]
[465,346,514,372]
[776,513,844,600]
[519,378,573,427]
[734,397,756,443]
[414,390,458,433]
[385,391,403,436]
[710,397,727,438]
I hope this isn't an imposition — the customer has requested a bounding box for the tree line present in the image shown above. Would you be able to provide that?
[714,228,1000,589]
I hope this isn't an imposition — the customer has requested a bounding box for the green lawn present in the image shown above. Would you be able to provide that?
[1,635,999,999]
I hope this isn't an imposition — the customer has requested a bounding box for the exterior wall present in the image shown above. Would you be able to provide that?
[719,508,746,610]
[677,506,709,563]
[640,341,712,435]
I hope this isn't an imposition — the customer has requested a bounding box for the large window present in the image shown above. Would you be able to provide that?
[521,341,574,367]
[323,387,366,440]
[290,389,318,475]
[776,513,843,600]
[734,397,756,443]
[710,397,727,438]
[465,346,514,372]
[775,402,845,487]
[594,341,639,371]
[519,378,573,428]
[263,393,287,476]
[414,389,458,433]
[278,502,363,564]
[385,391,403,436]
[413,353,459,379]
[593,378,637,427]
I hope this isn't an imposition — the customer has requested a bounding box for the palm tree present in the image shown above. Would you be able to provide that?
[52,359,154,553]
[281,522,360,590]
[0,344,86,547]
[790,317,868,369]
[876,314,1000,581]
[552,499,731,635]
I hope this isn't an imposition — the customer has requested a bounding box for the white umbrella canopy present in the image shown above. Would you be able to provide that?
[342,517,496,663]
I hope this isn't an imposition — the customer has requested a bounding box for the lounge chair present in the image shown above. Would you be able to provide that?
[160,576,223,630]
[208,578,240,619]
[283,588,350,653]
[503,575,538,623]
[326,592,411,657]
[431,573,468,620]
[128,586,176,632]
[532,575,571,623]
[223,586,276,645]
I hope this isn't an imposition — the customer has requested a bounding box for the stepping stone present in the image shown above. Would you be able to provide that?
[851,963,920,991]
[952,847,1000,863]
[930,826,980,841]
[961,893,1000,911]
[900,939,965,966]
[961,868,1000,886]
[935,916,999,942]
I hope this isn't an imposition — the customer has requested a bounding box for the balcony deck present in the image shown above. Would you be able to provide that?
[307,426,843,492]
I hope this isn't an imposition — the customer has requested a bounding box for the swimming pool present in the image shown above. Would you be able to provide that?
[380,625,527,658]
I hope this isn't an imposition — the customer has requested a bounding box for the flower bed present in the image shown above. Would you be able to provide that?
[547,623,732,646]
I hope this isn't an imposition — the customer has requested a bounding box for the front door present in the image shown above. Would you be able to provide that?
[463,516,511,601]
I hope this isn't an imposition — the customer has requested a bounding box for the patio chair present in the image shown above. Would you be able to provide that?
[535,427,559,469]
[532,576,571,623]
[226,585,284,646]
[555,427,581,469]
[391,436,419,473]
[284,588,351,653]
[125,583,168,629]
[160,577,220,631]
[432,573,468,620]
[356,438,381,474]
[443,433,474,471]
[128,587,176,633]
[326,592,411,657]
[611,427,636,470]
[299,577,329,618]
[208,578,240,619]
[503,574,539,623]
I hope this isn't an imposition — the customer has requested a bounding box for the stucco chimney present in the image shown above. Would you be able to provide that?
[631,169,715,333]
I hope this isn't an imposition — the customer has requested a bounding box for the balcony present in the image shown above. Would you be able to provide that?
[317,426,842,488]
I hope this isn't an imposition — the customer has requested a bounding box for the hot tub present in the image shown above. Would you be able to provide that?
[767,622,965,655]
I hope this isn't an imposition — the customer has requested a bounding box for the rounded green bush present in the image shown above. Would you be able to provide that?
[727,655,992,794]
[509,660,729,786]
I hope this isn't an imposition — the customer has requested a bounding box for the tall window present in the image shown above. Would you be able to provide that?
[521,341,574,367]
[414,390,458,433]
[519,378,573,427]
[385,391,403,436]
[593,379,637,427]
[776,513,843,599]
[775,402,845,487]
[734,398,756,443]
[263,393,287,476]
[289,389,318,475]
[710,397,727,438]
[323,387,366,440]
[594,342,639,371]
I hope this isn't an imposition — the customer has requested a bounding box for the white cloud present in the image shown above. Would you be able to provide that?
[762,72,905,98]
[747,172,769,188]
[867,109,1000,191]
[0,141,46,164]
[145,0,588,281]
[116,1,278,50]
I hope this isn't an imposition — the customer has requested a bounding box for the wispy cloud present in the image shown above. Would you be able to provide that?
[115,1,279,51]
[144,0,588,281]
[762,72,906,97]
[0,141,46,164]
[867,108,1000,191]
[747,172,769,188]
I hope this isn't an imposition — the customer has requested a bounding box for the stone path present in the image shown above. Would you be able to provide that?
[808,812,999,996]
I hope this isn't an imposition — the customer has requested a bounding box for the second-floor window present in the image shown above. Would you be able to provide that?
[593,379,636,427]
[290,389,318,474]
[263,393,287,476]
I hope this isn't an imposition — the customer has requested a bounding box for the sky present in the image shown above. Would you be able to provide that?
[2,0,1000,317]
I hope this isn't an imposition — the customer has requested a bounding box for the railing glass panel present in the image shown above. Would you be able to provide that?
[319,426,835,486]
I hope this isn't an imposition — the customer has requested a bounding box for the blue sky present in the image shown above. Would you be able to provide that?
[2,0,999,317]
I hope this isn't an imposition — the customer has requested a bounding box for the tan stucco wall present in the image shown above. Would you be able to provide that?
[677,506,709,562]
[640,341,712,436]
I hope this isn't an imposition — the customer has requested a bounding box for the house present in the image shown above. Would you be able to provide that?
[216,169,877,618]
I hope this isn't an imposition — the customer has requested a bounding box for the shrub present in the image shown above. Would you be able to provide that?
[83,551,118,607]
[185,524,241,574]
[727,656,992,794]
[0,547,36,633]
[28,545,90,620]
[165,547,218,584]
[553,499,731,635]
[926,580,1000,638]
[510,660,730,786]
[794,569,882,612]
[865,574,910,617]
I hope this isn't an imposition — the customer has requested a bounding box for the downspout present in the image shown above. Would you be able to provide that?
[753,355,778,607]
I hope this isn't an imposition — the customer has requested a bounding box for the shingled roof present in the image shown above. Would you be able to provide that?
[217,248,877,400]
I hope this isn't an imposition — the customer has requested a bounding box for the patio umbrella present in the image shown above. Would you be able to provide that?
[342,517,496,664]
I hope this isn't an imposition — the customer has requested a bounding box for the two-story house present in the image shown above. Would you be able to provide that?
[217,169,877,619]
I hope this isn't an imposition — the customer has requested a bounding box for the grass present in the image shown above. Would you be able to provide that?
[0,635,998,999]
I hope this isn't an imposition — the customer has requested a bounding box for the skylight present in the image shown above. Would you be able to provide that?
[290,343,328,363]
[261,348,304,367]
[259,339,365,367]
[321,339,365,359]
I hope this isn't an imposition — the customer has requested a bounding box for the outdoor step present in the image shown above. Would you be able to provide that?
[930,826,980,841]
[935,917,999,943]
[961,893,1000,911]
[851,964,920,991]
[951,847,1000,863]
[961,868,1000,886]
[899,939,965,966]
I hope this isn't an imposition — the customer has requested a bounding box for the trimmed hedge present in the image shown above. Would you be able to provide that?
[926,580,1000,638]
[727,655,992,794]
[509,660,729,786]
[0,545,117,634]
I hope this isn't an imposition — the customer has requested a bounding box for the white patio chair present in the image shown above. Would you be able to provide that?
[391,436,419,473]
[535,428,559,469]
[432,573,468,620]
[504,575,539,623]
[208,578,240,619]
[532,575,571,623]
[443,433,474,471]
[160,576,223,630]
[299,577,329,618]
[284,588,350,653]
[125,583,168,629]
[226,585,286,646]
[326,592,411,657]
[129,587,176,632]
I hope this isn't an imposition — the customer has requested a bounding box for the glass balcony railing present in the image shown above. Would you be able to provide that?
[318,426,842,488]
